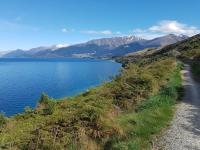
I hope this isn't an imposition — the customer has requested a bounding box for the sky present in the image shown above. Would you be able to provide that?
[0,0,200,51]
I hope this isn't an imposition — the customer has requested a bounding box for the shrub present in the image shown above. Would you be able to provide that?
[24,106,33,114]
[43,101,56,115]
[39,93,49,104]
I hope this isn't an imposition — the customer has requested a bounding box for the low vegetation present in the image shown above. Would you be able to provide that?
[112,62,183,150]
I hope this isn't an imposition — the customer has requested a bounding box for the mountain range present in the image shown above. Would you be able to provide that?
[2,34,188,58]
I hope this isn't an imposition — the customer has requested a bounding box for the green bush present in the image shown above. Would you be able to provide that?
[43,101,56,115]
[39,92,49,104]
[24,106,33,114]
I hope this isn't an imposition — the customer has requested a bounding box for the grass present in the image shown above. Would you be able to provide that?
[111,62,182,150]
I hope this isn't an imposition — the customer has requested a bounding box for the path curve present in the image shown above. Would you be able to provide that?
[156,64,200,150]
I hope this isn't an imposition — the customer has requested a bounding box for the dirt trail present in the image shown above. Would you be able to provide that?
[156,64,200,150]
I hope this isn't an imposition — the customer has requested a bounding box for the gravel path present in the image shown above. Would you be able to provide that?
[156,64,200,150]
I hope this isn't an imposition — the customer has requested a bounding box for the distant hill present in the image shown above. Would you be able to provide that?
[117,34,200,65]
[3,49,29,58]
[108,34,188,56]
[3,45,64,58]
[0,51,9,57]
[3,34,188,58]
[150,34,200,59]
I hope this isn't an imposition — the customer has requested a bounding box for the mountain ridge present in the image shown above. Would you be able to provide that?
[3,34,188,58]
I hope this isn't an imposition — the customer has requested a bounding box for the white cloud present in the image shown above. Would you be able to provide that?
[131,20,200,39]
[56,43,69,48]
[50,43,69,50]
[62,28,68,33]
[81,30,113,35]
[132,28,146,33]
[132,33,162,39]
[149,20,199,36]
[61,28,74,33]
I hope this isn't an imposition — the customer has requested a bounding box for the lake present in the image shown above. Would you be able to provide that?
[0,58,121,116]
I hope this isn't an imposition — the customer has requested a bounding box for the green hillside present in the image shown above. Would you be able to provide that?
[151,34,200,59]
[117,34,200,66]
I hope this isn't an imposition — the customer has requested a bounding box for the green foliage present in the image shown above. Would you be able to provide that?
[111,63,182,150]
[42,101,56,115]
[182,48,200,59]
[24,106,33,114]
[39,92,49,104]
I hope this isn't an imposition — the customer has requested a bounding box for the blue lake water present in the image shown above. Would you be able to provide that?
[0,58,121,116]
